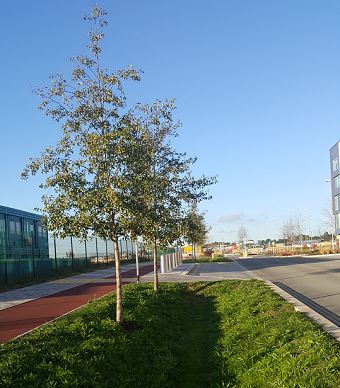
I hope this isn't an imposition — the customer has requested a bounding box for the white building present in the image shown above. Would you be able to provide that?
[329,141,340,235]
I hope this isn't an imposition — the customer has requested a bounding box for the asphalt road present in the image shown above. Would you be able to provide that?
[235,254,340,320]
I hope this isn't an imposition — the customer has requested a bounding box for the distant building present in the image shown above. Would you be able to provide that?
[329,142,340,235]
[0,205,49,273]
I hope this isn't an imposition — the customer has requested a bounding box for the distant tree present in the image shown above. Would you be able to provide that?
[183,204,210,259]
[280,217,296,250]
[314,224,325,239]
[236,224,248,249]
[321,203,335,247]
[322,231,332,241]
[293,210,306,250]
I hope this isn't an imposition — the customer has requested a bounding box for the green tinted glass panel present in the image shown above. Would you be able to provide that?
[10,221,15,234]
[0,219,4,245]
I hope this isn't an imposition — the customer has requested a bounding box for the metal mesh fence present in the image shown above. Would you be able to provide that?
[0,231,151,285]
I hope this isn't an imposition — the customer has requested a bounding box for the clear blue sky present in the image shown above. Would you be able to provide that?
[1,0,339,243]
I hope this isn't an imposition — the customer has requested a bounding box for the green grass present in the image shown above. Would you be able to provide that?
[2,280,340,387]
[179,285,218,387]
[184,256,234,263]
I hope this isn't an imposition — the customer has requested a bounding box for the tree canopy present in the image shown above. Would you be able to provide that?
[21,4,216,317]
[183,204,210,247]
[122,101,216,289]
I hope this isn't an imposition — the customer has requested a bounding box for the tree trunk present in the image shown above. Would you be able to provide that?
[113,236,123,322]
[153,236,158,291]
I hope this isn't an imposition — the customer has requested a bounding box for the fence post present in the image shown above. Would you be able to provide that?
[96,237,99,265]
[84,240,87,268]
[4,260,8,285]
[2,230,7,284]
[106,239,108,266]
[70,236,74,272]
[135,242,139,283]
[31,231,35,278]
[119,239,122,258]
[54,238,57,273]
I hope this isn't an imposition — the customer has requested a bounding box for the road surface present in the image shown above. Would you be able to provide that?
[235,254,340,325]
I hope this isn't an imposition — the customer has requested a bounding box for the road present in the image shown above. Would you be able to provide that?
[235,254,340,324]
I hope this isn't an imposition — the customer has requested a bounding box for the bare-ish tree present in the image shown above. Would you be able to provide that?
[321,202,335,248]
[293,210,306,252]
[280,217,295,252]
[237,224,248,254]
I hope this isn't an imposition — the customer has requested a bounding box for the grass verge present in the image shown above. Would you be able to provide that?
[1,280,340,387]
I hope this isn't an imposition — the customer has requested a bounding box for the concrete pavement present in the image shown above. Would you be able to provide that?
[140,261,262,282]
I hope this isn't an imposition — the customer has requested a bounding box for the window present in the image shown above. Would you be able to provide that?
[336,213,340,230]
[10,221,15,234]
[336,175,340,189]
[38,225,42,237]
[16,221,21,235]
[29,224,35,236]
[24,222,28,238]
[335,195,339,212]
[333,157,339,172]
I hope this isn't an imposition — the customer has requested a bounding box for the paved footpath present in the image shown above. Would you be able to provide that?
[140,261,262,282]
[0,262,154,344]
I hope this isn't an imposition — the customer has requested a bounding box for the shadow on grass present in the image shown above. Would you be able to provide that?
[177,281,235,387]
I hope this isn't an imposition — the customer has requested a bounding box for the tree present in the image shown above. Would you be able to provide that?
[237,224,248,249]
[183,204,210,259]
[321,204,335,234]
[321,203,335,248]
[22,4,216,308]
[125,105,216,290]
[202,234,214,248]
[21,5,152,323]
[279,216,296,250]
[293,210,306,252]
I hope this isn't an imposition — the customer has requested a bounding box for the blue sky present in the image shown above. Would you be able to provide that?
[1,0,339,243]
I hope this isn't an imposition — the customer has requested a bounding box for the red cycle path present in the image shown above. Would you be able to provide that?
[0,264,156,344]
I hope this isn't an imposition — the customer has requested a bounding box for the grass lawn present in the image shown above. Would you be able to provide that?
[1,280,340,387]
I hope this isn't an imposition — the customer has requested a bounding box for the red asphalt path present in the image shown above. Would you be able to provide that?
[0,264,156,344]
